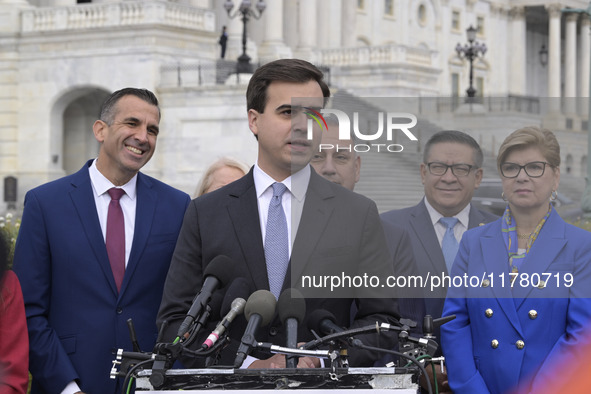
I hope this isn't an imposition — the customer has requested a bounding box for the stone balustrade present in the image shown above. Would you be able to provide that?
[317,44,435,67]
[21,1,215,33]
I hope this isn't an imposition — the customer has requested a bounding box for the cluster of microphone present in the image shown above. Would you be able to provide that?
[112,255,451,394]
[175,255,364,369]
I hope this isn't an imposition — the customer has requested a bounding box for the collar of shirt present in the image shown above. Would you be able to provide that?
[253,163,309,202]
[423,197,470,245]
[89,158,138,201]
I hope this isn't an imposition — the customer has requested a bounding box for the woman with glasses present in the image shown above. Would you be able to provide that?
[440,126,591,394]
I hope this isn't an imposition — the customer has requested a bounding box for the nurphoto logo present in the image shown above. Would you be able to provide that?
[305,108,419,153]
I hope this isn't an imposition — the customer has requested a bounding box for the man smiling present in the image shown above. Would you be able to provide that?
[13,88,190,393]
[381,130,497,392]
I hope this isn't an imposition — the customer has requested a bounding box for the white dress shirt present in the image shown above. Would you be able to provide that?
[424,198,471,247]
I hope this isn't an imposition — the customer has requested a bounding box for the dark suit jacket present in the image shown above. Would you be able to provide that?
[13,160,190,394]
[380,220,425,334]
[157,167,399,367]
[380,198,497,350]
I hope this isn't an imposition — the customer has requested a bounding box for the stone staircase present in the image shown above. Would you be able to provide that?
[331,88,585,213]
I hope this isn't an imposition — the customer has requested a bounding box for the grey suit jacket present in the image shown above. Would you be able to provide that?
[380,198,497,349]
[158,167,399,367]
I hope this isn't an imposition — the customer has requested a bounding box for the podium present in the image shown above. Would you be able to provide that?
[134,367,418,392]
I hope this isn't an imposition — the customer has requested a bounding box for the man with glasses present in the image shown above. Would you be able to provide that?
[381,130,497,392]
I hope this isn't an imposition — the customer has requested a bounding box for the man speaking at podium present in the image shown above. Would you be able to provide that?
[157,58,399,369]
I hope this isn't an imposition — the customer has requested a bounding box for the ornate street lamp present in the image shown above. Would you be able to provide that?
[224,0,266,74]
[455,25,487,98]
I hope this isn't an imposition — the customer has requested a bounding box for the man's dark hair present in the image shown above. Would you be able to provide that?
[246,59,330,113]
[423,130,483,168]
[98,88,160,125]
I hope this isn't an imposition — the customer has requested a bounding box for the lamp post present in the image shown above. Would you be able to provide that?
[562,3,591,215]
[455,25,487,98]
[224,0,266,74]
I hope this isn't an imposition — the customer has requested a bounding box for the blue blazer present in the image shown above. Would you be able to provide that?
[441,209,591,394]
[13,160,190,394]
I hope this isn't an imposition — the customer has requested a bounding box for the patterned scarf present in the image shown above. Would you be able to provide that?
[501,204,552,275]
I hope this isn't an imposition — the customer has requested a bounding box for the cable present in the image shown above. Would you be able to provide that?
[354,343,433,394]
[431,361,439,394]
[404,354,431,367]
[120,359,154,394]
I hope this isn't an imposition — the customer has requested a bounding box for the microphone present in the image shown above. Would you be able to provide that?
[277,288,306,368]
[177,255,235,339]
[308,309,345,336]
[233,290,277,368]
[201,278,251,349]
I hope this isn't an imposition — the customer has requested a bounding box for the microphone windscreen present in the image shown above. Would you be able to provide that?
[209,290,224,313]
[307,309,337,333]
[221,278,251,316]
[204,255,234,286]
[244,290,277,326]
[277,288,306,324]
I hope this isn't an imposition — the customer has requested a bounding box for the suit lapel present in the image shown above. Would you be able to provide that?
[290,171,335,289]
[468,206,490,229]
[69,161,119,296]
[479,222,523,336]
[411,200,447,275]
[512,211,566,306]
[227,171,269,292]
[119,173,157,298]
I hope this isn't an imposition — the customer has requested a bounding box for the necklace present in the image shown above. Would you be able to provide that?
[517,232,531,240]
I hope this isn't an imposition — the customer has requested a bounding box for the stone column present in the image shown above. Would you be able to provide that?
[565,13,578,98]
[509,6,526,96]
[547,4,562,98]
[341,0,357,48]
[294,0,317,61]
[580,17,590,100]
[543,4,564,128]
[258,0,292,62]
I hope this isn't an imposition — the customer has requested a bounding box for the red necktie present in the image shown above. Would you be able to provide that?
[106,188,125,292]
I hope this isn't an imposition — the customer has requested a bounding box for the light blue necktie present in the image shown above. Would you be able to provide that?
[264,183,289,299]
[440,217,459,273]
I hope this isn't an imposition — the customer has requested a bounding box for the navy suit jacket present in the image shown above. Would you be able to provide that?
[381,199,497,347]
[13,160,190,393]
[157,167,400,367]
[441,209,591,394]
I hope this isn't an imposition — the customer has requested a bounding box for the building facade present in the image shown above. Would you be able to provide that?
[0,0,589,212]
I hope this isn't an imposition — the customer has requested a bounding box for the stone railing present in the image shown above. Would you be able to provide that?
[21,1,215,33]
[316,44,436,67]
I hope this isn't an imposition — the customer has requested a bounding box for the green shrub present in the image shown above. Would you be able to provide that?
[0,213,20,269]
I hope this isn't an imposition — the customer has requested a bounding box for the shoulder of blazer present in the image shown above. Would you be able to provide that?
[381,202,422,224]
[136,171,190,201]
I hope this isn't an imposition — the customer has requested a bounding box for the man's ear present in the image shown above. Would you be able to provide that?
[93,120,107,143]
[420,162,427,185]
[354,156,361,183]
[248,109,259,138]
